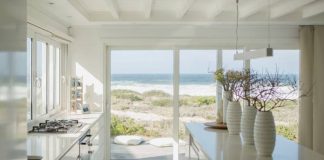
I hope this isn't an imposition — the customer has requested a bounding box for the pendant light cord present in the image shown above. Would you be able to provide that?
[267,0,271,48]
[236,0,239,54]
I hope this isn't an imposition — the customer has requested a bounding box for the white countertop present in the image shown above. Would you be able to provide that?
[27,113,103,160]
[185,122,324,160]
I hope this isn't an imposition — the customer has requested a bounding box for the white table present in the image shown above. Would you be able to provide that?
[185,122,324,160]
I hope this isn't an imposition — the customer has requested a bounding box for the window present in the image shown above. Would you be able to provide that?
[27,35,65,119]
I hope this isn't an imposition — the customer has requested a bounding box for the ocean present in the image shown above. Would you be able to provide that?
[111,74,298,96]
[111,74,216,96]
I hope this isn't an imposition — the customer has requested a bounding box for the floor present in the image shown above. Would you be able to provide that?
[111,143,188,160]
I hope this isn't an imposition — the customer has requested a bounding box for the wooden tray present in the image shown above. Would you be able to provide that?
[203,122,227,130]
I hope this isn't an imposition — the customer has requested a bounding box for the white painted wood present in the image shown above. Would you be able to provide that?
[207,0,227,19]
[271,0,315,19]
[303,1,324,18]
[239,0,280,18]
[104,47,111,159]
[104,0,120,19]
[68,0,91,20]
[215,50,223,123]
[173,49,180,160]
[177,0,195,19]
[143,0,153,19]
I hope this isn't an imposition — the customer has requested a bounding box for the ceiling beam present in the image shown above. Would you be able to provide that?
[105,0,120,19]
[143,0,153,19]
[239,0,280,19]
[67,0,91,21]
[271,0,315,19]
[303,0,324,18]
[177,0,195,19]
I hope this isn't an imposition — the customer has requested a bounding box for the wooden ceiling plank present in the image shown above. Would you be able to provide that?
[271,0,315,19]
[303,0,324,18]
[177,0,195,19]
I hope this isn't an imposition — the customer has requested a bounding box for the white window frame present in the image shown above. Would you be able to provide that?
[27,29,67,121]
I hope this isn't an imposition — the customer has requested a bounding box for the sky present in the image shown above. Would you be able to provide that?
[111,50,300,75]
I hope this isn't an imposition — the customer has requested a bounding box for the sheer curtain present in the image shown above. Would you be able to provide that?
[299,26,324,155]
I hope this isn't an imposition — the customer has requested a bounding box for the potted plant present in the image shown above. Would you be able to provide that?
[224,70,244,135]
[239,69,258,145]
[252,71,297,156]
[214,68,232,124]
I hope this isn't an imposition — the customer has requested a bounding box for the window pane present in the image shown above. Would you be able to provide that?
[111,50,174,159]
[48,45,54,111]
[251,50,299,141]
[179,50,217,157]
[35,41,47,117]
[223,50,244,70]
[27,38,32,120]
[55,47,60,108]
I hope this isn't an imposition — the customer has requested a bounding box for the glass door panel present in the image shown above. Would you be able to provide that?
[110,50,173,160]
[35,41,47,117]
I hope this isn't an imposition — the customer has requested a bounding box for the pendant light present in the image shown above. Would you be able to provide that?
[234,0,273,60]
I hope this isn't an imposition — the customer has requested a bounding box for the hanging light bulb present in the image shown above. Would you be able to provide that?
[234,0,273,60]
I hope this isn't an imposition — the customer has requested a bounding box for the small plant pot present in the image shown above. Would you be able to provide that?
[226,101,242,135]
[241,105,257,145]
[222,91,231,123]
[254,111,276,157]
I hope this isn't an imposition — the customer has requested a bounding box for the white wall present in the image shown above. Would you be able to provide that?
[69,28,104,112]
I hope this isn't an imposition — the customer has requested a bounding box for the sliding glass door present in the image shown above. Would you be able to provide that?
[110,50,174,159]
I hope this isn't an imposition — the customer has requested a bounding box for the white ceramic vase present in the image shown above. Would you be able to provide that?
[241,105,257,145]
[222,91,231,123]
[226,101,242,135]
[254,111,276,156]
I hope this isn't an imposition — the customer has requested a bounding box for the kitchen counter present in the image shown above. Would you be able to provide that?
[186,122,324,160]
[27,113,103,160]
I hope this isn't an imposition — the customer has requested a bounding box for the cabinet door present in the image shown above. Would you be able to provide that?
[60,144,79,160]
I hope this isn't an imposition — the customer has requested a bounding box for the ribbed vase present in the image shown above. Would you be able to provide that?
[241,105,257,145]
[254,111,276,156]
[226,101,242,135]
[222,91,231,123]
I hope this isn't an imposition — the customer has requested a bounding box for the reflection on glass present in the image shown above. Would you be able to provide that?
[36,41,47,117]
[55,48,60,108]
[27,38,32,120]
[48,45,54,111]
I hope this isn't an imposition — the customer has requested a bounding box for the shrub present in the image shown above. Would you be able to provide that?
[112,89,143,102]
[195,96,215,106]
[143,90,170,97]
[151,99,172,107]
[111,115,146,136]
[111,115,160,137]
[276,125,297,141]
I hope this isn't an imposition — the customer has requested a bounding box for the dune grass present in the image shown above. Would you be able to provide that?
[111,89,298,141]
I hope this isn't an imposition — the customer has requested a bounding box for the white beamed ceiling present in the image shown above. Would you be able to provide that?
[28,0,324,26]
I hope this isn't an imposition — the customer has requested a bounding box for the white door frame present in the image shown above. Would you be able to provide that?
[103,46,221,160]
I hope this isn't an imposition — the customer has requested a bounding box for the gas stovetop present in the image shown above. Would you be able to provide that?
[29,119,83,134]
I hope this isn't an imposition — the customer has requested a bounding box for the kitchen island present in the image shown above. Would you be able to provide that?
[27,113,104,160]
[186,122,324,160]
